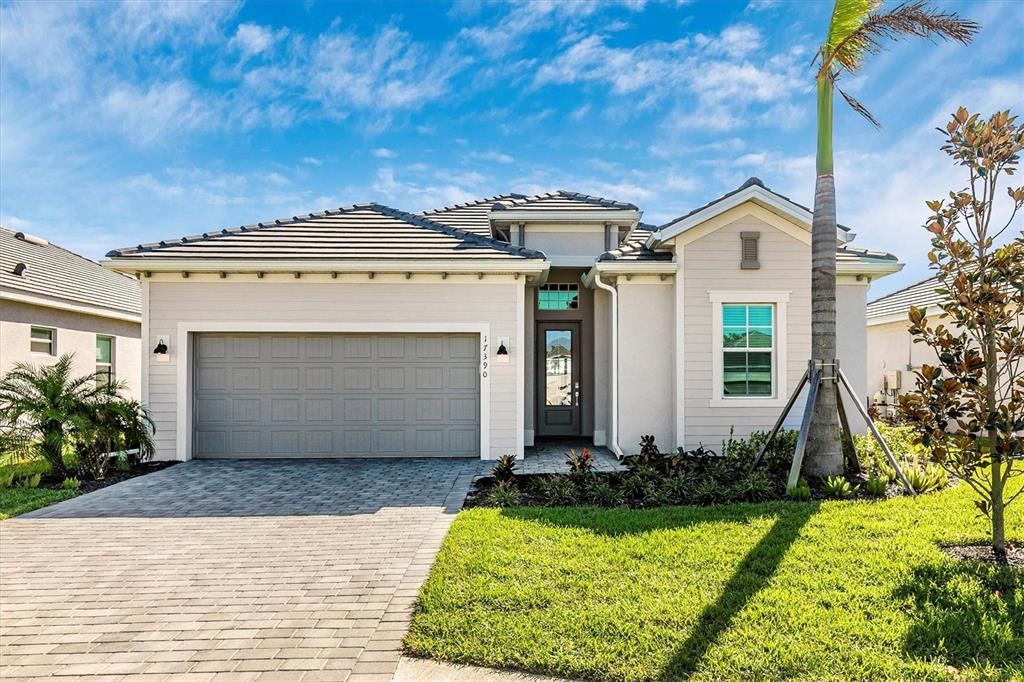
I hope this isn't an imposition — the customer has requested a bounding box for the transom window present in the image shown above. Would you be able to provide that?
[722,304,774,397]
[30,327,54,355]
[96,335,114,386]
[537,283,579,311]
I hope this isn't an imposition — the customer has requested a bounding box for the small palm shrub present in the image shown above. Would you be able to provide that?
[865,476,887,497]
[62,477,81,490]
[490,454,517,483]
[487,481,520,508]
[787,480,812,501]
[586,478,623,508]
[538,476,579,506]
[823,475,859,499]
[75,399,155,480]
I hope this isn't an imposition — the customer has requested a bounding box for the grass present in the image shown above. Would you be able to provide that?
[406,481,1023,681]
[0,457,78,520]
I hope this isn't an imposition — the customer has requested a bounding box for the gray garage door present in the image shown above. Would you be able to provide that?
[193,333,480,458]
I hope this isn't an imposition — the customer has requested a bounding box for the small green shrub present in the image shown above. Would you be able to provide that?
[905,462,949,494]
[823,475,859,499]
[693,478,730,505]
[490,454,517,483]
[61,477,81,490]
[865,476,888,497]
[566,448,595,478]
[0,470,14,488]
[15,472,42,489]
[487,481,520,508]
[733,470,775,502]
[663,471,697,505]
[855,423,932,479]
[115,453,131,472]
[586,478,624,508]
[643,482,670,507]
[787,481,812,501]
[538,476,579,506]
[722,427,798,476]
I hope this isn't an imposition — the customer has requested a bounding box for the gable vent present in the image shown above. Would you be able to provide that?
[740,231,760,270]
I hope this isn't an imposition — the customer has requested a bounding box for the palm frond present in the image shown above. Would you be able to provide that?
[824,0,880,65]
[837,84,881,128]
[826,1,979,77]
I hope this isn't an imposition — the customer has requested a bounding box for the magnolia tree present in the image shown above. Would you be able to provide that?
[899,108,1024,562]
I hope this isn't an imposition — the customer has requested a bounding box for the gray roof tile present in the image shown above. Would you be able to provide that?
[867,275,942,319]
[1,227,140,317]
[597,224,672,262]
[107,203,545,261]
[492,190,639,212]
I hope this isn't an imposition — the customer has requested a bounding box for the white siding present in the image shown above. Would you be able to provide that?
[836,278,869,432]
[679,213,811,451]
[144,274,522,461]
[0,299,141,399]
[523,224,607,266]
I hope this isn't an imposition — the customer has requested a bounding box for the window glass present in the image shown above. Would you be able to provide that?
[30,327,54,355]
[545,329,573,406]
[96,335,114,386]
[537,284,579,310]
[721,304,774,397]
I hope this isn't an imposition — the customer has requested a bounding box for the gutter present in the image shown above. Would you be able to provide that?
[588,271,625,459]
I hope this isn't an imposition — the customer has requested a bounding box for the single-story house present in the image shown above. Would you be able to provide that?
[866,275,942,417]
[1,227,141,396]
[103,178,902,461]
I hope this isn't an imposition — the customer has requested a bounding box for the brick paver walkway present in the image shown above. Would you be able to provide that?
[0,459,483,681]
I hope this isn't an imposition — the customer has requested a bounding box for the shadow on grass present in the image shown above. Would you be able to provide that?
[895,556,1024,668]
[503,501,819,679]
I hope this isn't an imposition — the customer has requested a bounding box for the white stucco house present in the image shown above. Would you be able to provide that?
[103,178,903,461]
[1,227,142,396]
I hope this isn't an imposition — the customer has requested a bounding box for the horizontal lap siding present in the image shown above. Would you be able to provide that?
[618,281,674,452]
[683,216,810,451]
[146,278,520,460]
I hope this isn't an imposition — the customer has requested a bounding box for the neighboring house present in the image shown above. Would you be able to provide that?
[866,275,943,417]
[103,178,902,461]
[1,227,142,396]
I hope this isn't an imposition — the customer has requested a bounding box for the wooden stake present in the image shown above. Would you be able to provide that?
[787,365,822,490]
[752,366,810,469]
[835,387,861,474]
[837,369,915,496]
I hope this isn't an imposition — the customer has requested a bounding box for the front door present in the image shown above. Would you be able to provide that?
[536,322,581,436]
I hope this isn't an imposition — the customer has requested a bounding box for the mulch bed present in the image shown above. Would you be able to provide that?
[41,462,179,495]
[942,543,1023,568]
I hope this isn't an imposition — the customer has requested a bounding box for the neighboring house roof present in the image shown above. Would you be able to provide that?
[421,193,527,237]
[0,226,140,321]
[106,203,545,261]
[835,245,902,275]
[597,224,672,261]
[867,275,942,321]
[491,190,638,212]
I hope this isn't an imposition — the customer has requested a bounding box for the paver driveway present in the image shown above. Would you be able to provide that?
[0,459,483,681]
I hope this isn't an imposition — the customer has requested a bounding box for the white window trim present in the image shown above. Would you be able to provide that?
[30,326,56,356]
[96,335,115,383]
[708,290,789,407]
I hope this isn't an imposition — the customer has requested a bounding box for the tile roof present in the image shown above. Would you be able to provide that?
[597,224,672,261]
[106,204,545,261]
[867,275,942,320]
[1,226,140,317]
[420,193,526,237]
[492,190,639,212]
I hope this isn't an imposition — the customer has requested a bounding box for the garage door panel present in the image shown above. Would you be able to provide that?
[194,333,479,458]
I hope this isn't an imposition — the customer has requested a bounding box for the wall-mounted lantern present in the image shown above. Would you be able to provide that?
[495,337,510,364]
[153,337,170,362]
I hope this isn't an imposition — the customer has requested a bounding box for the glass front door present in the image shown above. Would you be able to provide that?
[537,322,580,436]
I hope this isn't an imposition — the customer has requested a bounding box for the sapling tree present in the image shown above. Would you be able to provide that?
[899,108,1024,562]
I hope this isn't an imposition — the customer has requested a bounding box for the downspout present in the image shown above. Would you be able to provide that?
[592,272,624,458]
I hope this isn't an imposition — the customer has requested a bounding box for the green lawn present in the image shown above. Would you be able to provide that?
[406,482,1022,681]
[0,458,78,520]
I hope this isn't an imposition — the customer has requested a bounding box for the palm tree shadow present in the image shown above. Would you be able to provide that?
[659,503,818,680]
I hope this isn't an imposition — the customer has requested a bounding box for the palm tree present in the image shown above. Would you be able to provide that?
[805,0,978,476]
[0,354,110,477]
[76,398,156,479]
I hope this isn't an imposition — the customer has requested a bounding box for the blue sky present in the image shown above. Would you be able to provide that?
[1,0,1021,296]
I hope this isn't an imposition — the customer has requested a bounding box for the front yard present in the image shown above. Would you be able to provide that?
[406,481,1022,681]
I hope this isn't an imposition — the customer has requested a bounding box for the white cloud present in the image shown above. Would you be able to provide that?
[229,23,286,58]
[101,80,214,145]
[372,148,397,158]
[471,151,515,164]
[745,0,780,11]
[370,167,484,210]
[301,157,322,166]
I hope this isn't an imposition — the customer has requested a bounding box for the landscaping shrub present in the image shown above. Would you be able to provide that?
[865,476,887,497]
[855,423,928,475]
[487,481,520,508]
[722,427,798,475]
[586,478,623,508]
[905,462,949,494]
[490,454,517,483]
[538,476,579,506]
[565,448,594,478]
[823,475,859,499]
[732,469,776,502]
[15,472,42,489]
[787,480,812,501]
[61,477,80,490]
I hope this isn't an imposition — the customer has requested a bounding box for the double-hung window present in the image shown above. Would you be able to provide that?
[722,304,774,397]
[30,327,55,355]
[96,335,114,386]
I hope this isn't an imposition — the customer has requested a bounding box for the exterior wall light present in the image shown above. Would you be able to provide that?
[153,337,170,362]
[495,337,510,364]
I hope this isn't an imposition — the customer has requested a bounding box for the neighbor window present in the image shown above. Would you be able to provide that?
[537,283,579,310]
[722,304,774,397]
[96,335,114,386]
[30,327,54,355]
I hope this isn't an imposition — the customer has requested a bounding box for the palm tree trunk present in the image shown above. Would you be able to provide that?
[806,77,843,477]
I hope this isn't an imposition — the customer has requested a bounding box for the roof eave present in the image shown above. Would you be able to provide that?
[101,257,551,275]
[0,289,141,323]
[489,209,641,225]
[836,260,904,278]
